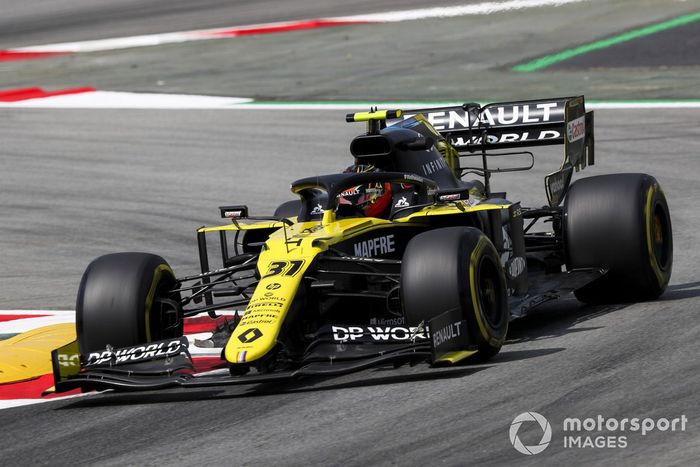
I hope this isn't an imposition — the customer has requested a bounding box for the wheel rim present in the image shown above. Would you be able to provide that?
[476,256,504,328]
[652,202,671,271]
[150,274,181,340]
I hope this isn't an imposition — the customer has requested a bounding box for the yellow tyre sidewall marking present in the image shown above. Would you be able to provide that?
[468,237,504,348]
[644,184,667,288]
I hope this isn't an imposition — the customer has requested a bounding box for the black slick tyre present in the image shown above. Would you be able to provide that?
[564,173,673,304]
[401,227,509,361]
[76,252,182,354]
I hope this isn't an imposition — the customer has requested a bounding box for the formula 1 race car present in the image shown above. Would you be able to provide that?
[48,96,673,393]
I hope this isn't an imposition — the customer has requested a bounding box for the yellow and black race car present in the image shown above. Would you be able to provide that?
[49,96,673,392]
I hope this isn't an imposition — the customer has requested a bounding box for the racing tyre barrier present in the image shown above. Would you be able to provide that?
[76,252,182,354]
[564,173,673,304]
[401,227,509,361]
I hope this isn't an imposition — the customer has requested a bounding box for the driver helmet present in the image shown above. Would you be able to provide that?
[337,164,393,218]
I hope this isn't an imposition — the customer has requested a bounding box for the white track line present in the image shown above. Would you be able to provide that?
[2,90,700,110]
[0,393,96,410]
[7,0,586,55]
[334,0,585,22]
[0,310,75,334]
[218,101,700,110]
[0,91,253,109]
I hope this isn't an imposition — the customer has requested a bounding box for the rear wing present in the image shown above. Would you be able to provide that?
[388,96,594,206]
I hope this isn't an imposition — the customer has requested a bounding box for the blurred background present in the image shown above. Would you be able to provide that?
[1,0,698,100]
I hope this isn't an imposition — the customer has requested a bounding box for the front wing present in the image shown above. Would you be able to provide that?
[47,309,474,394]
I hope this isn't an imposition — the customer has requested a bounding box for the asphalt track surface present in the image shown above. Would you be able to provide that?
[2,0,700,100]
[553,19,700,69]
[3,0,700,465]
[2,108,700,465]
[0,0,471,48]
[0,0,470,47]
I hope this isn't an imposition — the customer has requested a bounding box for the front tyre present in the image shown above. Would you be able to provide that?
[401,227,509,361]
[76,253,182,354]
[564,173,673,304]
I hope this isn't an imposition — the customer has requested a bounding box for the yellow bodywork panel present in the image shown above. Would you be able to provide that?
[348,109,402,122]
[207,202,509,365]
[0,323,75,384]
[434,350,478,364]
[198,220,290,233]
[223,216,417,364]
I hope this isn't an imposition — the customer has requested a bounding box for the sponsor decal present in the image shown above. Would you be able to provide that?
[438,193,461,202]
[465,198,481,207]
[507,256,526,279]
[394,196,410,208]
[220,205,249,219]
[451,130,561,147]
[242,312,278,320]
[86,338,184,366]
[331,325,428,342]
[223,210,243,218]
[237,327,263,343]
[310,203,324,215]
[250,295,287,304]
[338,186,361,197]
[406,102,561,132]
[431,321,463,348]
[403,174,422,182]
[239,318,274,325]
[567,115,585,143]
[421,157,447,176]
[241,311,281,319]
[549,173,566,194]
[545,166,572,206]
[246,301,284,309]
[500,227,513,267]
[353,234,395,258]
[369,316,406,326]
[266,283,281,290]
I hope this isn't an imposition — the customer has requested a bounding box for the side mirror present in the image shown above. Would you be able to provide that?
[436,187,470,202]
[219,205,249,220]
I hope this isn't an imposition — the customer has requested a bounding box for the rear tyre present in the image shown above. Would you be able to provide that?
[76,253,182,354]
[401,227,509,361]
[564,173,672,304]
